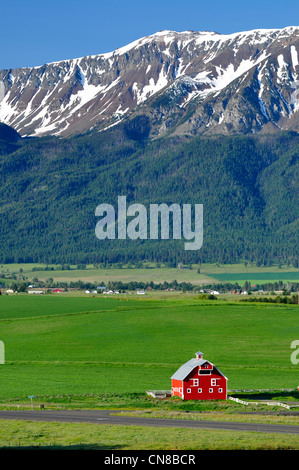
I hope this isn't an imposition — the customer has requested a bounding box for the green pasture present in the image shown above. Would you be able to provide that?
[0,294,298,401]
[1,262,298,286]
[209,272,299,283]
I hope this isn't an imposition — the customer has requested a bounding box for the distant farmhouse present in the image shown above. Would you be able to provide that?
[171,351,228,400]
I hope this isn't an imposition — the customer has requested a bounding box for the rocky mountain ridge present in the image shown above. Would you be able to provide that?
[0,27,298,137]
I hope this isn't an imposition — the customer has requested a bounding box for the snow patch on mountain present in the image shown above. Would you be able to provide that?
[257,65,270,120]
[291,45,298,68]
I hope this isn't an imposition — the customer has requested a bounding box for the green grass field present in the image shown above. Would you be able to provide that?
[0,294,298,401]
[0,292,298,450]
[209,272,299,284]
[1,262,298,286]
[1,419,298,450]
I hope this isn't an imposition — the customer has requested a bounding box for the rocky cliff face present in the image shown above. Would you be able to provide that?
[0,27,298,137]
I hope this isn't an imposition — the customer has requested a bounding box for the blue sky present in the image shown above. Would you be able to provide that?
[1,0,298,69]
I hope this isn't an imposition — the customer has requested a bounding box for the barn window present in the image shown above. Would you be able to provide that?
[187,388,191,393]
[211,379,217,386]
[209,388,213,393]
[219,388,223,393]
[198,388,202,393]
[193,379,199,386]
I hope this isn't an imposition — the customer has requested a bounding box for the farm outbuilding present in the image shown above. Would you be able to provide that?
[171,351,228,400]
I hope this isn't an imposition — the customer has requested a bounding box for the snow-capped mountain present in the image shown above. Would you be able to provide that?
[0,26,298,137]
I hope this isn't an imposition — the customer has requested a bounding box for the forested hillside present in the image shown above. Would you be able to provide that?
[0,123,297,266]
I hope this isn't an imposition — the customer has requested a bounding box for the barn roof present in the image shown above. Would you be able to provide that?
[171,358,206,380]
[171,358,228,381]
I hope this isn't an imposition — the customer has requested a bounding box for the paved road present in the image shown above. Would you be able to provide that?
[0,410,298,434]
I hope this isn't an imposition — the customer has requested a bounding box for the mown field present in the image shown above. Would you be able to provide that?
[1,262,298,286]
[0,293,298,401]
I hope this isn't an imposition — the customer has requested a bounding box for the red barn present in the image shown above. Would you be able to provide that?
[171,351,228,400]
